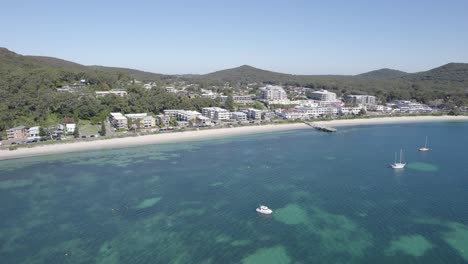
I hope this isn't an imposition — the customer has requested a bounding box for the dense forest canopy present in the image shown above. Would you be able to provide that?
[1,47,467,132]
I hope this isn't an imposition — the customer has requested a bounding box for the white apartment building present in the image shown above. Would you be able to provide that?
[125,113,148,119]
[292,106,339,117]
[346,95,376,105]
[197,116,212,126]
[95,90,128,98]
[202,107,230,120]
[233,95,255,104]
[259,85,288,101]
[142,116,156,128]
[163,110,181,117]
[156,115,170,127]
[248,109,263,120]
[339,106,365,115]
[231,112,247,121]
[110,113,128,129]
[309,90,337,101]
[279,109,309,120]
[394,101,432,113]
[177,111,201,122]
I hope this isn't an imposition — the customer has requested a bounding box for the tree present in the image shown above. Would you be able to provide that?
[73,126,79,138]
[101,122,106,136]
[253,101,265,110]
[225,94,234,111]
[359,108,367,116]
[39,126,46,137]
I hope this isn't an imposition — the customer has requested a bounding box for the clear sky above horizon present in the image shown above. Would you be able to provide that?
[1,0,467,75]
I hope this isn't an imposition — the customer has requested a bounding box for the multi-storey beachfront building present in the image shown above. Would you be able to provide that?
[7,126,28,140]
[248,109,263,120]
[230,112,248,121]
[156,115,171,127]
[202,107,230,120]
[124,113,156,128]
[177,110,202,122]
[163,110,181,117]
[309,90,337,101]
[110,113,128,129]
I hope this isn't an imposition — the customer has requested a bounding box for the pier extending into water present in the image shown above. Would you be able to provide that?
[304,122,337,132]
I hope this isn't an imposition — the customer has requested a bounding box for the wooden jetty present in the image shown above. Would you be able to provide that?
[304,122,337,132]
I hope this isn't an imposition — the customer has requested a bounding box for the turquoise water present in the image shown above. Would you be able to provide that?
[1,122,468,263]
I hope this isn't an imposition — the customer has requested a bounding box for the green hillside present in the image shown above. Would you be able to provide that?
[356,68,408,79]
[0,48,214,133]
[404,63,468,82]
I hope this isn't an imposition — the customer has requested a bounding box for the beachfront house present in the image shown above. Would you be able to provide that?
[7,126,28,140]
[28,126,40,139]
[197,116,212,126]
[64,117,76,134]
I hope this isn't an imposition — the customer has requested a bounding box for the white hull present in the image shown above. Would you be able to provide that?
[391,163,406,169]
[391,149,406,169]
[256,205,273,214]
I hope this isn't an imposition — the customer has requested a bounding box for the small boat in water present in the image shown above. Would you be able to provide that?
[256,205,273,214]
[391,149,406,169]
[419,136,430,152]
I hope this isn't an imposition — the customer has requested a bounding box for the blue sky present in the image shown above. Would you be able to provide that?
[1,0,467,75]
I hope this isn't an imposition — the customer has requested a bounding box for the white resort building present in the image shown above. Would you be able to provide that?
[259,85,288,101]
[202,107,230,120]
[309,90,337,101]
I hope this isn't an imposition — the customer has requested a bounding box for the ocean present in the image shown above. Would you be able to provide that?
[1,121,467,264]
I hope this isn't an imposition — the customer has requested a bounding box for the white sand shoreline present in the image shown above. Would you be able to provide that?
[1,115,467,161]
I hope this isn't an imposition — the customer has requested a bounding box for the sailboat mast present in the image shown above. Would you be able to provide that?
[425,136,428,148]
[400,149,403,164]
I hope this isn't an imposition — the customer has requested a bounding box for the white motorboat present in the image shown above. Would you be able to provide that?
[391,149,406,169]
[256,205,273,214]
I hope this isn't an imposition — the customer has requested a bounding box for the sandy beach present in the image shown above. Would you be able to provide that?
[1,115,467,160]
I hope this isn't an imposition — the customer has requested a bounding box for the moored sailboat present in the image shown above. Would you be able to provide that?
[391,149,406,169]
[419,136,430,152]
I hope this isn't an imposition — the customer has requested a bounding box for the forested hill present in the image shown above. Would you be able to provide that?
[0,48,213,133]
[0,48,170,83]
[355,68,408,79]
[199,65,348,84]
[403,63,468,83]
[199,64,468,85]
